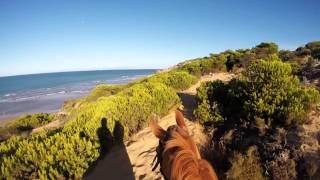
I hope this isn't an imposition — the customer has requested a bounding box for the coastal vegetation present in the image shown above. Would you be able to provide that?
[146,70,197,90]
[0,41,319,179]
[195,57,319,126]
[0,113,54,141]
[226,146,264,180]
[85,84,126,102]
[0,70,196,178]
[194,42,320,179]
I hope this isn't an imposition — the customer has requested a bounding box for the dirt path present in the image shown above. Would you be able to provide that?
[85,72,235,180]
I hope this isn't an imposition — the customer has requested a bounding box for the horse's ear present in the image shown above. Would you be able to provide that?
[175,110,188,132]
[150,118,166,139]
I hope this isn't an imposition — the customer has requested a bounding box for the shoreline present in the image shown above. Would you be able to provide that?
[0,71,159,126]
[0,88,94,126]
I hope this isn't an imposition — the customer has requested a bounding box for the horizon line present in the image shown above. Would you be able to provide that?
[0,68,161,78]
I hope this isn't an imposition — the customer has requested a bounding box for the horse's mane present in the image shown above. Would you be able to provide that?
[164,130,217,180]
[150,111,218,180]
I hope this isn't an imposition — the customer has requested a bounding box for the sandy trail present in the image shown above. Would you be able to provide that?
[85,73,235,180]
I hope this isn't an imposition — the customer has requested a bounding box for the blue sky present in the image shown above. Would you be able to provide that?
[0,0,319,77]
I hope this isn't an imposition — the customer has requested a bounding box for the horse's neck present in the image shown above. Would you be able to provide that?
[159,126,218,180]
[190,139,201,159]
[163,132,202,179]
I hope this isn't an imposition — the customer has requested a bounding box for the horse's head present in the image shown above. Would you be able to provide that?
[150,110,189,142]
[150,110,218,180]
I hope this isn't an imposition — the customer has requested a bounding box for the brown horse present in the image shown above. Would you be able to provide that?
[150,110,218,180]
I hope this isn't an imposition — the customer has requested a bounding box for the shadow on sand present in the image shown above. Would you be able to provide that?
[178,92,197,121]
[85,118,134,180]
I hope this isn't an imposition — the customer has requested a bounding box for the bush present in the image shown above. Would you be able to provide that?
[223,50,242,71]
[178,60,203,76]
[306,41,320,59]
[195,56,320,126]
[194,81,225,125]
[178,55,227,76]
[0,81,180,179]
[243,58,320,125]
[0,114,55,141]
[3,41,319,179]
[212,54,228,71]
[226,146,265,180]
[178,41,317,75]
[194,79,246,125]
[85,84,126,102]
[0,66,197,178]
[267,150,297,180]
[254,42,279,59]
[62,84,127,114]
[8,113,54,131]
[147,70,198,90]
[194,100,223,125]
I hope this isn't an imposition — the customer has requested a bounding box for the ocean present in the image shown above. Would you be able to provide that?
[0,69,157,121]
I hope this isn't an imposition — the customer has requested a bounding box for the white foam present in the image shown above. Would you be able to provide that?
[46,93,56,96]
[71,90,87,93]
[4,93,16,97]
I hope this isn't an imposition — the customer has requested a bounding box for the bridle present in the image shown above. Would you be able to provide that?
[151,125,178,178]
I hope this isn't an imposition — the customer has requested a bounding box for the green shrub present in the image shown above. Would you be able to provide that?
[194,81,225,124]
[279,50,298,62]
[62,98,83,113]
[223,50,243,71]
[178,55,227,76]
[0,66,191,178]
[178,41,317,75]
[194,80,246,125]
[254,42,279,59]
[178,60,203,76]
[0,114,55,141]
[8,113,54,131]
[62,84,127,114]
[226,146,265,180]
[243,58,320,125]
[3,41,319,179]
[0,81,180,179]
[209,54,228,72]
[305,41,320,59]
[194,101,223,125]
[147,70,197,90]
[195,57,320,126]
[85,84,126,102]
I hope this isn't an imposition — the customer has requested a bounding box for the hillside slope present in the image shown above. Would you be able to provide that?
[85,73,235,179]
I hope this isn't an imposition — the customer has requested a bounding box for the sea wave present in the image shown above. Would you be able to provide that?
[4,93,16,97]
[0,89,91,103]
[71,90,88,93]
[0,72,154,103]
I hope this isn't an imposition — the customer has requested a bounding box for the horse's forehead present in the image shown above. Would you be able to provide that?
[167,125,177,130]
[166,125,179,133]
[160,125,178,140]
